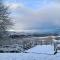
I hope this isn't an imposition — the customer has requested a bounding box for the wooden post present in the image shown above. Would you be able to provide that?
[53,38,57,55]
[54,42,57,55]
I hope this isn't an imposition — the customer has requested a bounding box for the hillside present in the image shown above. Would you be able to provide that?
[0,45,60,60]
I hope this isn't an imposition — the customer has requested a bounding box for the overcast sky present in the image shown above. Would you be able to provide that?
[4,0,60,32]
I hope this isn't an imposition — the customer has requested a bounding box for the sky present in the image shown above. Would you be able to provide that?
[3,0,60,32]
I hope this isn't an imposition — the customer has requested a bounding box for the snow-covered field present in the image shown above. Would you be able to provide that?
[0,45,60,60]
[26,45,54,54]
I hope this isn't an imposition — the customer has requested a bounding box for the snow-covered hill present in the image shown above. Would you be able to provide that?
[0,45,60,60]
[26,45,54,54]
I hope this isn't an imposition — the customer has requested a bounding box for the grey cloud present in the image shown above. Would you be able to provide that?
[10,3,60,31]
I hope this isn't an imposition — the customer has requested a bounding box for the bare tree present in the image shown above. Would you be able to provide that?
[0,0,12,45]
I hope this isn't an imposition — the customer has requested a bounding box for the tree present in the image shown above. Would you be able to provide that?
[0,0,12,45]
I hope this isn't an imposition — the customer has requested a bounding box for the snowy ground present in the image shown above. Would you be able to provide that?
[26,45,54,54]
[0,45,60,60]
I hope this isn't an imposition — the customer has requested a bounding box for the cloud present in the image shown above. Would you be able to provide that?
[5,2,24,11]
[9,3,20,10]
[5,1,60,31]
[14,3,60,30]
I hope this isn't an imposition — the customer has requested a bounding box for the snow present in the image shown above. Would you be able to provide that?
[26,45,54,54]
[0,45,60,60]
